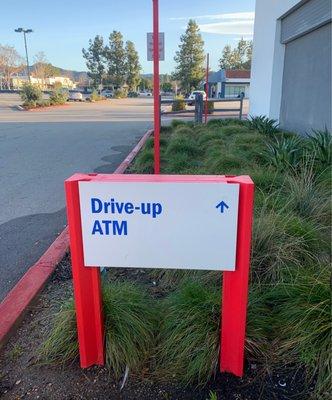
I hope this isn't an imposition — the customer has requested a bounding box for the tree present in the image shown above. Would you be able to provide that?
[32,52,60,87]
[105,31,126,88]
[125,41,141,91]
[0,44,24,89]
[161,82,172,93]
[139,77,152,92]
[82,35,106,87]
[219,45,235,70]
[173,20,205,93]
[219,38,253,70]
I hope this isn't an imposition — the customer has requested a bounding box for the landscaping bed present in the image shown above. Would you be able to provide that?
[0,257,307,400]
[0,118,330,399]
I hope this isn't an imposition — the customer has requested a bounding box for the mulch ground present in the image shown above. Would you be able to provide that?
[0,256,308,400]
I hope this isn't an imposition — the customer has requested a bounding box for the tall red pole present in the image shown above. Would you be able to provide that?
[204,53,209,124]
[153,0,160,174]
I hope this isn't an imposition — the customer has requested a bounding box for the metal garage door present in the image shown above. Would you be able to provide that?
[279,0,331,134]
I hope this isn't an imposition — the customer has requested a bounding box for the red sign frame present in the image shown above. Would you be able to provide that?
[65,173,254,377]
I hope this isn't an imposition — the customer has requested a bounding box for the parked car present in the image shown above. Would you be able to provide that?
[138,92,152,97]
[101,89,113,98]
[128,91,139,98]
[69,91,84,102]
[188,90,207,105]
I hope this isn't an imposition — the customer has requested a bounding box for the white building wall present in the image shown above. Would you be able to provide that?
[250,0,301,119]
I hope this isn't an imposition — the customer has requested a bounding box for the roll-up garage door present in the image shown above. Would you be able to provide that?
[279,0,331,134]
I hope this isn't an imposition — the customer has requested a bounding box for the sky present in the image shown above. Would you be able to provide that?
[0,0,256,74]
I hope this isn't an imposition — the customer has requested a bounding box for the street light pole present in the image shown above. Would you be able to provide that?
[15,28,33,83]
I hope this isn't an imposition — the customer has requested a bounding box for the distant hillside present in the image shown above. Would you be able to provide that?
[55,67,88,82]
[29,64,88,82]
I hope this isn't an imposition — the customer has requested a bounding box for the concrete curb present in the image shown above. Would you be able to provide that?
[0,128,153,349]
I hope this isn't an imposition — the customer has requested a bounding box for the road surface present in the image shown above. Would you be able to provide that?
[0,95,153,301]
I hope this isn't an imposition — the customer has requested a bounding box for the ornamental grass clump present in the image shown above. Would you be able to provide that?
[102,282,157,377]
[266,265,331,398]
[157,281,221,386]
[39,299,78,365]
[131,148,154,173]
[40,282,157,378]
[251,195,320,283]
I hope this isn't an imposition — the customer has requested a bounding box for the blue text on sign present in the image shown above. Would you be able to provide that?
[90,198,163,236]
[91,198,162,218]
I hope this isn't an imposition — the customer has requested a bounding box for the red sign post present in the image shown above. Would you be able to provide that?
[205,53,209,124]
[152,0,160,174]
[65,173,254,377]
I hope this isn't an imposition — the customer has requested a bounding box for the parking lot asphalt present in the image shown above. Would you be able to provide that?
[0,95,153,301]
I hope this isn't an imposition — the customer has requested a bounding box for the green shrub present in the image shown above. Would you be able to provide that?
[41,99,51,107]
[50,89,68,105]
[114,88,127,99]
[166,135,200,158]
[172,96,186,112]
[128,91,138,98]
[40,282,157,378]
[20,83,42,103]
[207,152,244,173]
[264,135,304,170]
[132,148,154,173]
[206,101,214,114]
[248,168,284,193]
[164,152,193,173]
[22,100,37,109]
[248,115,280,135]
[171,119,187,129]
[90,89,104,101]
[220,125,249,136]
[307,128,331,168]
[197,132,223,148]
[207,118,245,128]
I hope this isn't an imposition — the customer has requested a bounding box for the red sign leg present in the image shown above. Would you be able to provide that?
[220,178,254,377]
[65,177,104,368]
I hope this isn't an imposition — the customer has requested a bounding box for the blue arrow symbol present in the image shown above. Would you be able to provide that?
[216,201,229,213]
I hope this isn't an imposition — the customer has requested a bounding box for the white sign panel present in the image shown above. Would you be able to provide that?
[79,181,239,270]
[147,32,165,61]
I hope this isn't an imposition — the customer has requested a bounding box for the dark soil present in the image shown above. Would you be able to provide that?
[0,257,308,400]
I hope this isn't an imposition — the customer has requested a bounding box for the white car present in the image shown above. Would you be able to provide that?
[139,92,152,97]
[69,91,83,101]
[101,90,113,98]
[188,90,207,105]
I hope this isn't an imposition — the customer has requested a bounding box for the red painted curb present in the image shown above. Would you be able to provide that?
[26,104,70,112]
[0,227,69,349]
[114,129,153,173]
[0,128,153,349]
